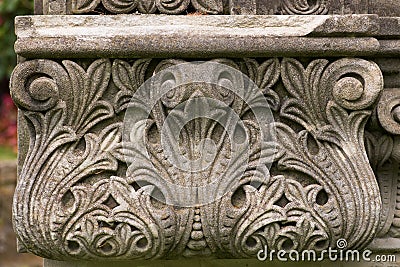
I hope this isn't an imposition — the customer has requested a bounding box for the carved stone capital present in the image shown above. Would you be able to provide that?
[10,57,384,260]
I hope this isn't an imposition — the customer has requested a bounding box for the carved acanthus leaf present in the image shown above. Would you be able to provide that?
[63,59,114,135]
[281,0,329,15]
[10,57,385,259]
[191,0,223,14]
[112,59,152,113]
[72,0,223,14]
[72,0,101,13]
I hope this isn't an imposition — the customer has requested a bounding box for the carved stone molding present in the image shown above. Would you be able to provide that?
[281,0,329,15]
[35,0,400,15]
[10,57,384,260]
[378,89,400,136]
[366,89,400,247]
[15,14,391,60]
[72,0,223,14]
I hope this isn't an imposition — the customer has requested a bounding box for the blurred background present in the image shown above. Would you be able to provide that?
[0,0,42,266]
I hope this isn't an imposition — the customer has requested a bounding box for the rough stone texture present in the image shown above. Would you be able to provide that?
[15,15,400,59]
[14,15,386,58]
[9,4,400,266]
[35,0,400,15]
[43,258,400,267]
[9,55,387,260]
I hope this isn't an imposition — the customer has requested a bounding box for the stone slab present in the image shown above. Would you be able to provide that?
[36,0,400,15]
[14,15,384,58]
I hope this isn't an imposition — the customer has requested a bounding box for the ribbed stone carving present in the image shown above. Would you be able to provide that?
[10,57,384,260]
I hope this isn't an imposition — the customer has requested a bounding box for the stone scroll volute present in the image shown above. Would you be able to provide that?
[10,57,384,260]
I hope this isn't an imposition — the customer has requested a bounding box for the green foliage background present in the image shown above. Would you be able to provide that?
[0,0,32,80]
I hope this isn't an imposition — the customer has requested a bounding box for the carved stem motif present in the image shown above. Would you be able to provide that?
[72,0,223,14]
[282,0,329,14]
[11,57,383,260]
[71,0,330,14]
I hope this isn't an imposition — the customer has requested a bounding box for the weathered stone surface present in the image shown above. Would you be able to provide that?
[36,0,400,15]
[377,18,400,37]
[229,0,257,15]
[15,15,386,58]
[10,4,400,266]
[10,55,385,260]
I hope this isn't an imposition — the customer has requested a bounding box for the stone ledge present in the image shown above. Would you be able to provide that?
[34,0,400,16]
[14,14,389,58]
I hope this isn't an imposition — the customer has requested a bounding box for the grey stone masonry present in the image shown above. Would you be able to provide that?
[34,0,400,16]
[9,0,400,266]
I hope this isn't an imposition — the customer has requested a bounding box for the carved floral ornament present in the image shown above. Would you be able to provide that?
[72,0,329,14]
[72,0,223,14]
[282,0,329,15]
[10,57,384,260]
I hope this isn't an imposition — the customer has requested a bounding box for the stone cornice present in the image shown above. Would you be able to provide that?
[16,15,400,58]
